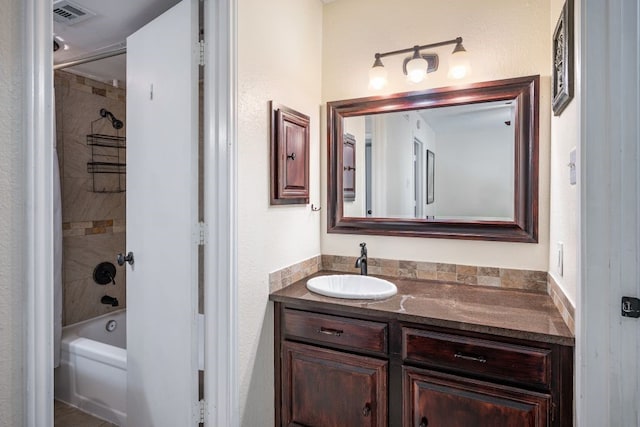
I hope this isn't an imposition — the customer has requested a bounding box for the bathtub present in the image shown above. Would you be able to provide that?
[55,309,127,426]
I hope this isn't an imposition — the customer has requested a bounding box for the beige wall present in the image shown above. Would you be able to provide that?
[55,71,127,325]
[321,0,553,270]
[548,0,579,305]
[237,0,323,424]
[0,0,25,424]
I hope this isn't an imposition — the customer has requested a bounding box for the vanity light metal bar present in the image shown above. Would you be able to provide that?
[369,36,471,89]
[374,37,463,59]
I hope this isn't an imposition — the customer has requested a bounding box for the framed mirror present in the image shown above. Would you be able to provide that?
[327,75,539,242]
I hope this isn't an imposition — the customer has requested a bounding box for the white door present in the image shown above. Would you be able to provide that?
[125,1,199,425]
[579,0,640,425]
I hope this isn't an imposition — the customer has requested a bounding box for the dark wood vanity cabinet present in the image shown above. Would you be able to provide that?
[282,342,387,427]
[274,303,573,427]
[404,368,550,427]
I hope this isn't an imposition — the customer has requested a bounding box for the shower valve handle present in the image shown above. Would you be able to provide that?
[117,251,134,266]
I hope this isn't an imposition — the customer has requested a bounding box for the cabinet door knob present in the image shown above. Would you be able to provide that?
[287,152,296,160]
[419,416,429,427]
[362,403,371,417]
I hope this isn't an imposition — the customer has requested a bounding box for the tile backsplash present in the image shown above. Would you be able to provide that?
[270,255,548,293]
[548,274,575,334]
[269,255,322,292]
[322,255,548,292]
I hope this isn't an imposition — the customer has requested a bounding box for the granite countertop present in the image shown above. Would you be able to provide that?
[269,271,574,346]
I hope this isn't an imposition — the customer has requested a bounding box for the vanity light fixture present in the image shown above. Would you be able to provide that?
[368,37,470,89]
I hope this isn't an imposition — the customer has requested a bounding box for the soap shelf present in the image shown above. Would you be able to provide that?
[86,134,126,149]
[86,161,126,174]
[86,110,126,193]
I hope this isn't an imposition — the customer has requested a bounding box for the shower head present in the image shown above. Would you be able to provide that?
[99,108,124,130]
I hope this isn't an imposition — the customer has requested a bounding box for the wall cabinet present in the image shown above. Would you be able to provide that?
[270,102,310,205]
[343,133,356,202]
[274,303,573,427]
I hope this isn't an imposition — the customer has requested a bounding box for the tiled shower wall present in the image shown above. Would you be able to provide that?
[55,71,127,325]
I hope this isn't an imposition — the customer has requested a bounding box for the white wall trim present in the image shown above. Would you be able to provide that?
[24,0,54,425]
[23,0,239,424]
[204,0,239,425]
[578,0,640,425]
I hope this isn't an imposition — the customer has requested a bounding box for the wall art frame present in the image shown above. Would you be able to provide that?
[552,0,574,116]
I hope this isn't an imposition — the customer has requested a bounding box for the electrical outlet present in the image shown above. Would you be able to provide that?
[569,149,576,185]
[557,242,564,276]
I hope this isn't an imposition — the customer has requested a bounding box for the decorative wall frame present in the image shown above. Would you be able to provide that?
[552,0,574,116]
[270,101,310,205]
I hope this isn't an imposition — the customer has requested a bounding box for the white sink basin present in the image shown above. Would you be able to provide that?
[306,275,397,300]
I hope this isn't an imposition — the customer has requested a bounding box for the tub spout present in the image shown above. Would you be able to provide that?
[101,295,119,307]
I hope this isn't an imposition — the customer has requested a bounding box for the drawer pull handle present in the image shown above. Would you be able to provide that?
[419,416,429,427]
[362,403,371,416]
[317,327,343,337]
[454,352,487,363]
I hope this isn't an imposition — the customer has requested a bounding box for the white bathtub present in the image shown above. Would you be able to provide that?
[55,309,127,426]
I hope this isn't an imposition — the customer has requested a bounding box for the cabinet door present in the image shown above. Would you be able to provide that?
[404,368,550,427]
[282,341,387,427]
[270,103,310,204]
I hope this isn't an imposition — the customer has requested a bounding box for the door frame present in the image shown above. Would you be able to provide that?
[24,0,55,425]
[23,0,238,425]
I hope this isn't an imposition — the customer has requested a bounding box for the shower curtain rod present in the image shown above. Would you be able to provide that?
[53,47,127,71]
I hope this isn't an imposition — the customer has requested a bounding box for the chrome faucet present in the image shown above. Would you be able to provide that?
[355,242,368,275]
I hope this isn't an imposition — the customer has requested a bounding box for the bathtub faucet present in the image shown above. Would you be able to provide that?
[101,295,119,307]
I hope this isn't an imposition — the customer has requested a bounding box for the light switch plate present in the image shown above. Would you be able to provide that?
[557,242,564,276]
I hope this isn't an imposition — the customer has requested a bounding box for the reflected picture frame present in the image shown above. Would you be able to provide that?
[426,150,434,204]
[552,0,574,116]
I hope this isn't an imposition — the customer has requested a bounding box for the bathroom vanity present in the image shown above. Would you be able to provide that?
[270,273,573,427]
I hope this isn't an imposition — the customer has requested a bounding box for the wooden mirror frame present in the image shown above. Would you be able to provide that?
[327,75,539,242]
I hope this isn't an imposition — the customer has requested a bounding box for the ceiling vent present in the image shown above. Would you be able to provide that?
[53,0,96,25]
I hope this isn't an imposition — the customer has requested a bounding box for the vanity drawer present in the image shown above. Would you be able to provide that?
[283,309,388,354]
[402,328,551,388]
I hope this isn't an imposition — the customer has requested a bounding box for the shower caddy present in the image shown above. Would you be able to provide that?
[86,108,126,193]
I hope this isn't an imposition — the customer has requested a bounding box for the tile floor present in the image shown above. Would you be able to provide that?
[54,400,118,427]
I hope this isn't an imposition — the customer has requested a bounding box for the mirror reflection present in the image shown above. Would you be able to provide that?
[343,101,516,221]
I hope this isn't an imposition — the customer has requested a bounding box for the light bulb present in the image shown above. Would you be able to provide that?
[448,45,471,79]
[368,59,388,90]
[406,56,428,83]
[404,48,428,84]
